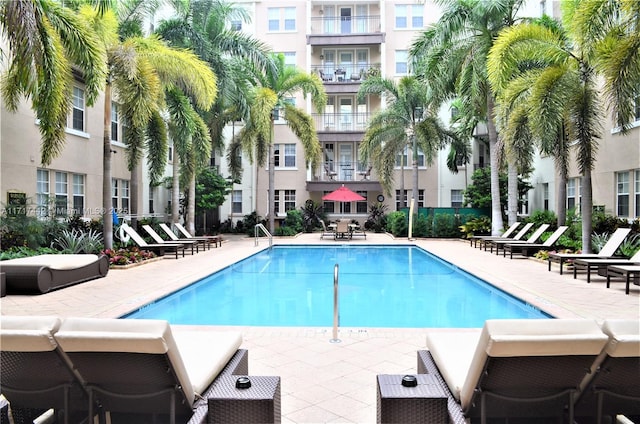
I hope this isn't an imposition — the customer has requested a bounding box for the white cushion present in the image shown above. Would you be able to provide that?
[0,316,61,352]
[1,254,99,270]
[601,319,640,358]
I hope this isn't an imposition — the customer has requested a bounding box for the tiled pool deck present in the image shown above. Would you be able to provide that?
[1,233,638,423]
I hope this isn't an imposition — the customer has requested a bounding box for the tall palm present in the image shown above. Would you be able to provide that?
[488,6,604,253]
[0,0,107,166]
[410,0,526,235]
[357,76,455,201]
[228,53,326,233]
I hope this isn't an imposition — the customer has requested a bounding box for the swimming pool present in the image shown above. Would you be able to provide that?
[124,245,550,327]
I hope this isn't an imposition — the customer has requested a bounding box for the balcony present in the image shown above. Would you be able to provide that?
[312,113,371,132]
[308,16,385,45]
[307,161,381,192]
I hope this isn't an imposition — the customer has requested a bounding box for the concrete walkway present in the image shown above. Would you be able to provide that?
[1,233,638,423]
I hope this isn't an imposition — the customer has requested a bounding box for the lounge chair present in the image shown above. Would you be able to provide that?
[334,220,352,240]
[174,222,222,248]
[142,224,199,255]
[53,317,246,424]
[421,319,609,423]
[159,223,212,250]
[480,223,534,250]
[486,224,549,255]
[575,319,640,423]
[469,221,521,248]
[120,224,186,259]
[548,227,632,274]
[606,265,640,295]
[351,224,366,239]
[572,249,640,283]
[502,226,569,258]
[0,316,96,424]
[319,221,334,239]
[1,254,109,294]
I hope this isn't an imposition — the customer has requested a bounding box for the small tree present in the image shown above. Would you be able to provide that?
[463,168,532,218]
[193,168,233,234]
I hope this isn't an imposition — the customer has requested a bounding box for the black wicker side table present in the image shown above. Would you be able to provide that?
[208,375,281,424]
[377,374,448,423]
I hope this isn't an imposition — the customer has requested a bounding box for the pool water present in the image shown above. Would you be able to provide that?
[124,245,549,327]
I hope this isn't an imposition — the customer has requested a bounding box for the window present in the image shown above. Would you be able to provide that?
[323,191,335,213]
[268,8,279,31]
[112,178,118,211]
[417,189,425,208]
[230,20,242,31]
[121,180,130,213]
[149,185,155,214]
[55,172,68,217]
[111,102,119,142]
[168,146,173,162]
[543,183,549,211]
[268,7,295,32]
[284,7,295,31]
[274,191,280,215]
[36,169,49,218]
[617,171,629,217]
[284,190,296,212]
[395,190,408,210]
[232,190,242,214]
[284,52,296,68]
[635,95,640,121]
[395,50,408,74]
[356,191,367,213]
[71,86,85,131]
[411,5,424,28]
[274,144,296,168]
[396,5,423,29]
[72,174,84,215]
[395,146,409,168]
[451,190,463,207]
[635,170,640,217]
[395,5,407,28]
[567,178,576,210]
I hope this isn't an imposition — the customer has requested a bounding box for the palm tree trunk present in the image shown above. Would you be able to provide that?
[171,154,180,223]
[556,172,567,226]
[400,150,405,209]
[102,83,113,249]
[187,173,196,234]
[130,162,139,229]
[581,171,593,253]
[487,93,504,235]
[412,134,419,205]
[268,142,275,233]
[507,161,518,225]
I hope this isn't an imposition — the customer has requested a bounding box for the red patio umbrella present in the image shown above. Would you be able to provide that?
[322,185,365,202]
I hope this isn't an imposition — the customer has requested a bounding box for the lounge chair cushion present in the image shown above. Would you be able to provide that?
[426,330,481,401]
[1,254,100,270]
[601,319,640,358]
[0,316,61,352]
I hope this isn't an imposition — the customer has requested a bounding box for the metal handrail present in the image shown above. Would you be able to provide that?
[330,264,341,343]
[254,223,273,247]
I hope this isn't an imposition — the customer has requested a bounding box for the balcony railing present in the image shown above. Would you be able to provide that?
[310,15,381,35]
[323,161,372,182]
[313,113,371,132]
[312,63,380,83]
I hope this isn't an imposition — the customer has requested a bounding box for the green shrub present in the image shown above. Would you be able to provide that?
[412,213,432,238]
[0,246,58,260]
[526,210,557,230]
[432,213,460,238]
[52,228,104,254]
[458,216,491,238]
[365,203,388,233]
[274,226,298,236]
[387,211,408,237]
[283,209,303,233]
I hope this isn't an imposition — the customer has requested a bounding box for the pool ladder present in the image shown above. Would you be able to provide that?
[330,264,341,343]
[254,224,273,247]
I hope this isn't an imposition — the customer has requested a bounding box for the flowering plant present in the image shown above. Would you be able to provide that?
[101,247,156,266]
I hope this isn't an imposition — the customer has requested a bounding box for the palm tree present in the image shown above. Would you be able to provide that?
[488,5,605,253]
[410,0,526,235]
[0,0,107,166]
[357,76,455,204]
[228,53,326,233]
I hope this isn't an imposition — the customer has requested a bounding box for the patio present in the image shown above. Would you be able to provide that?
[1,233,637,423]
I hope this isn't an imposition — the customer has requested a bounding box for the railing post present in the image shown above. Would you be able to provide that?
[330,263,341,343]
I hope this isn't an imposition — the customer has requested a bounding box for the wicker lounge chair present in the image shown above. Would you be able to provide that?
[53,317,246,424]
[502,226,569,259]
[469,221,522,248]
[0,316,97,424]
[486,224,549,255]
[572,249,640,283]
[480,223,534,250]
[120,223,186,259]
[159,223,212,250]
[575,319,640,423]
[174,222,222,248]
[142,224,199,255]
[421,319,609,423]
[1,254,109,294]
[548,227,632,274]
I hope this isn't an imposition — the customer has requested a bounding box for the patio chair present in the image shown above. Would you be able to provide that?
[324,164,337,180]
[479,223,534,250]
[572,249,640,283]
[0,316,97,424]
[319,221,334,239]
[575,319,640,423]
[422,319,609,424]
[174,222,222,248]
[120,223,186,259]
[158,223,212,250]
[548,227,632,274]
[469,221,522,248]
[334,220,352,240]
[486,224,549,255]
[142,224,199,255]
[502,226,569,259]
[53,317,246,424]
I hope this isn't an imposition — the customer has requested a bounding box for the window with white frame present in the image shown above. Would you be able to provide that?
[635,170,640,217]
[543,183,549,210]
[121,180,130,213]
[268,7,295,32]
[274,191,280,215]
[617,171,630,217]
[55,172,68,217]
[72,174,84,215]
[268,8,279,31]
[284,7,295,31]
[395,5,407,28]
[395,5,423,29]
[71,86,85,131]
[149,185,155,214]
[284,190,296,212]
[274,143,296,167]
[323,191,335,213]
[395,50,408,74]
[567,178,577,210]
[36,169,49,218]
[111,102,119,142]
[112,178,118,211]
[283,52,296,68]
[417,189,425,208]
[395,189,408,210]
[230,19,242,31]
[412,5,424,28]
[395,146,409,168]
[356,191,367,213]
[451,190,463,207]
[232,190,242,214]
